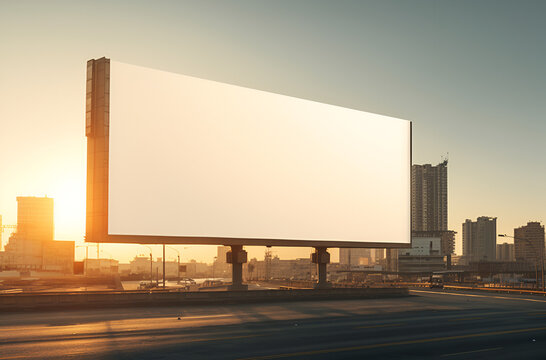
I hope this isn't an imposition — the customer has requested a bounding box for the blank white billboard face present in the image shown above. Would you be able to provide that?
[108,61,411,246]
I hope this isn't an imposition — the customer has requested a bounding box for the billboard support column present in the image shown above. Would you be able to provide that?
[85,57,110,244]
[312,247,332,289]
[227,245,248,291]
[162,244,166,289]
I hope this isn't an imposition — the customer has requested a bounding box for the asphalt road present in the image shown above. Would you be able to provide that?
[2,288,546,359]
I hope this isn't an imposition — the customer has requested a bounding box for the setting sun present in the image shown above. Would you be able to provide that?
[50,177,86,242]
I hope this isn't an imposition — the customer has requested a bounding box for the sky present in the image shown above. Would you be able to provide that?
[0,0,545,263]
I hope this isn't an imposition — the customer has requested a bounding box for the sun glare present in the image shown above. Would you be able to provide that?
[51,177,86,240]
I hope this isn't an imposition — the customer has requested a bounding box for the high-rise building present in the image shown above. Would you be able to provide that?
[411,160,448,232]
[514,222,545,264]
[217,245,230,262]
[16,197,54,241]
[496,242,515,262]
[411,160,454,260]
[213,246,231,276]
[339,248,372,267]
[0,197,74,273]
[462,217,497,262]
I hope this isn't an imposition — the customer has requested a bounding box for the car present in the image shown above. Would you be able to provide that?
[138,281,155,290]
[429,277,444,289]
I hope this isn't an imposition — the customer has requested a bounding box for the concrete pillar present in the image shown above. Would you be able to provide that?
[227,245,248,291]
[312,247,331,289]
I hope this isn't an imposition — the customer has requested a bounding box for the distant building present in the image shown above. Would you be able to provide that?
[129,256,152,276]
[118,263,131,276]
[151,258,179,278]
[514,222,545,264]
[0,197,74,273]
[339,248,372,268]
[16,197,54,241]
[385,249,399,272]
[402,237,442,256]
[373,249,385,264]
[125,256,210,278]
[450,255,463,266]
[411,161,448,232]
[84,258,119,275]
[411,230,456,257]
[462,217,497,263]
[496,243,515,262]
[217,246,230,261]
[41,240,74,272]
[398,237,445,273]
[411,161,455,262]
[246,257,315,280]
[213,246,231,277]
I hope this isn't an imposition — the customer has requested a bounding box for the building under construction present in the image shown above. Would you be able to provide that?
[0,197,74,273]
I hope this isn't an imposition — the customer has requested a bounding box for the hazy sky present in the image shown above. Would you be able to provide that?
[1,0,545,263]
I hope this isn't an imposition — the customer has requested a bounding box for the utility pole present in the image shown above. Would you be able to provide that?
[212,256,217,278]
[143,245,153,288]
[536,249,541,290]
[162,244,166,289]
[265,247,272,280]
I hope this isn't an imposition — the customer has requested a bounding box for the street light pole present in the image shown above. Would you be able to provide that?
[162,244,166,289]
[213,256,217,278]
[143,245,153,288]
[499,234,544,291]
[166,246,181,285]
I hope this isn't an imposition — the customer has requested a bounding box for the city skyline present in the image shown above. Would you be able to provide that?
[1,1,545,262]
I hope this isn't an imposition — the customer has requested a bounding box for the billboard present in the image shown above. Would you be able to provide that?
[87,59,411,248]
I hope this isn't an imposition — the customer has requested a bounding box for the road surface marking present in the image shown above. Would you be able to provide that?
[441,347,503,357]
[448,317,483,322]
[237,326,546,360]
[185,334,259,343]
[178,314,234,320]
[355,323,405,329]
[410,289,546,303]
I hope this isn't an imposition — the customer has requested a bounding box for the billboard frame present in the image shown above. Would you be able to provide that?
[85,57,411,249]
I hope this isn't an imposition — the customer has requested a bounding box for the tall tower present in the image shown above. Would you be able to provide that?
[16,197,54,241]
[411,160,448,232]
[514,222,545,264]
[462,217,497,262]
